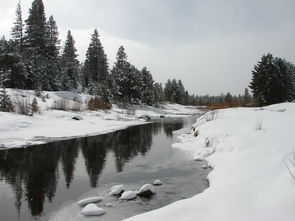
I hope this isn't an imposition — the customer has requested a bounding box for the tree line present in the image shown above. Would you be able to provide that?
[0,0,195,107]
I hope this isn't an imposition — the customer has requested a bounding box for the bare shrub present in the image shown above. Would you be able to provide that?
[87,97,111,110]
[71,102,83,112]
[51,99,70,111]
[205,110,218,121]
[15,97,31,115]
[255,118,263,130]
[285,151,295,183]
[31,97,39,114]
[126,108,135,116]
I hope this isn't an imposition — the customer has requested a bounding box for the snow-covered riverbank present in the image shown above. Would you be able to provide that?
[0,89,201,149]
[124,103,295,221]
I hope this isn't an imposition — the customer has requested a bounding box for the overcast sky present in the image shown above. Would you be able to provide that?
[1,0,295,95]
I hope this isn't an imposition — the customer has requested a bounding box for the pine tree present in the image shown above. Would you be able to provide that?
[61,30,79,90]
[140,67,154,105]
[249,53,295,106]
[111,46,130,102]
[0,36,26,89]
[154,82,164,104]
[83,29,109,94]
[11,2,24,52]
[164,79,172,102]
[24,0,48,90]
[44,15,61,90]
[0,88,14,112]
[175,79,185,104]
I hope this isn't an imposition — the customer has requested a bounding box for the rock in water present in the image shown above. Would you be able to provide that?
[77,197,104,206]
[136,184,155,198]
[109,184,124,196]
[80,204,105,216]
[119,191,137,200]
[153,180,163,186]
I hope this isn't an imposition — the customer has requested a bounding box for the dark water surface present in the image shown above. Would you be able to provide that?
[0,117,209,221]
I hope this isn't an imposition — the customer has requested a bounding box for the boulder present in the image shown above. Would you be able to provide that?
[136,183,155,198]
[80,204,105,216]
[153,180,163,186]
[77,197,104,207]
[119,191,137,200]
[109,184,124,196]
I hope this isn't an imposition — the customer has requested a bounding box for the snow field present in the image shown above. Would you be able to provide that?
[124,103,295,221]
[0,89,202,148]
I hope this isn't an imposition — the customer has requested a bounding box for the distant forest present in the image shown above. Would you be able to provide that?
[1,0,294,108]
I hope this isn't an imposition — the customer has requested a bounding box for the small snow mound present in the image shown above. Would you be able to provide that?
[153,180,163,186]
[109,184,124,196]
[80,204,105,216]
[106,203,113,207]
[137,184,155,197]
[77,197,104,206]
[119,191,137,200]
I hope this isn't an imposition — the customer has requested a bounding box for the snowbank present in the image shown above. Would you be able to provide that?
[124,103,295,221]
[0,89,201,149]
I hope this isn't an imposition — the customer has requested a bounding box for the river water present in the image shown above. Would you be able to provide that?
[0,116,209,221]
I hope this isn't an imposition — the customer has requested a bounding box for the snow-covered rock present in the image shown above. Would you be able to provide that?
[202,165,208,169]
[72,115,83,121]
[109,184,124,196]
[136,184,155,197]
[77,197,104,206]
[153,180,163,186]
[80,204,105,216]
[119,191,137,200]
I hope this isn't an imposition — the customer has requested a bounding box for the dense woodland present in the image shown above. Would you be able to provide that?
[1,0,295,111]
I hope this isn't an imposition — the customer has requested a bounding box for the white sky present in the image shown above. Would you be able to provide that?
[1,0,295,95]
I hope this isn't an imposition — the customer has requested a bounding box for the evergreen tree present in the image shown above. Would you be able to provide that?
[11,2,24,52]
[249,53,295,106]
[0,88,14,112]
[154,82,164,104]
[0,36,25,89]
[61,30,79,90]
[140,67,154,105]
[24,0,48,90]
[44,15,61,90]
[164,79,172,101]
[83,29,109,94]
[175,79,185,104]
[111,46,130,102]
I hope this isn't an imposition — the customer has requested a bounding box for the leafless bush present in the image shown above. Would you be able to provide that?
[285,151,295,183]
[51,99,70,111]
[87,97,111,110]
[31,97,39,114]
[71,102,83,112]
[205,110,218,121]
[255,118,263,130]
[126,108,135,116]
[15,97,31,115]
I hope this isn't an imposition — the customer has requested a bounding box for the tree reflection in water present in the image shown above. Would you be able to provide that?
[0,119,184,218]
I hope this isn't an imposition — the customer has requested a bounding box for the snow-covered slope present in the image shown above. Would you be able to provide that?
[0,89,201,148]
[124,103,295,221]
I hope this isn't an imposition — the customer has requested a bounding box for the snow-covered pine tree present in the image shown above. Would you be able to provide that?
[111,45,129,102]
[164,79,173,102]
[249,54,295,106]
[0,36,26,89]
[175,79,185,104]
[24,0,49,90]
[11,2,24,52]
[154,82,164,104]
[45,15,61,90]
[82,29,109,94]
[61,30,79,90]
[0,88,14,112]
[140,67,154,105]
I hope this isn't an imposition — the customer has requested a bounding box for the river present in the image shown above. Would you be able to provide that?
[0,116,209,221]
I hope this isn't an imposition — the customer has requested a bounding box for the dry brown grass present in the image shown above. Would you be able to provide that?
[87,97,111,110]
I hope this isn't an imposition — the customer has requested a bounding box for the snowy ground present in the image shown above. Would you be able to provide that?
[124,103,295,221]
[0,89,201,149]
